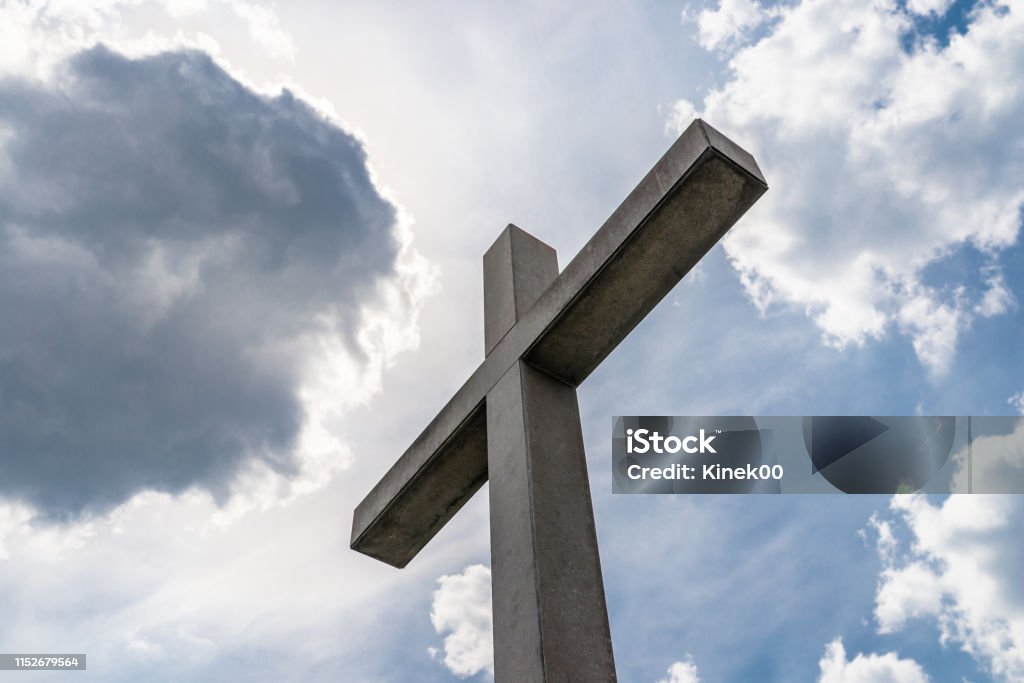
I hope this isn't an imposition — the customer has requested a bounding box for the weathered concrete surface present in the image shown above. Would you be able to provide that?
[484,224,559,355]
[526,152,763,384]
[484,228,616,681]
[351,119,767,568]
[349,403,486,567]
[488,361,616,682]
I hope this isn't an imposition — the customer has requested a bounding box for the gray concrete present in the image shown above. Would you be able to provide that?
[484,229,616,681]
[488,361,616,681]
[484,224,560,355]
[351,119,767,569]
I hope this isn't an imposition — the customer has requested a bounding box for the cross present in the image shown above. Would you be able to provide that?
[351,120,767,681]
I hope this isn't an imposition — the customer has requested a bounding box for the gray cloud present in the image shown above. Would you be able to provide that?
[0,45,400,519]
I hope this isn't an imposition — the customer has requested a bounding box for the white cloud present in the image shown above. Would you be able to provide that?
[658,655,702,683]
[0,0,294,79]
[896,290,964,381]
[224,0,294,59]
[1009,392,1024,416]
[869,495,1024,681]
[905,0,956,16]
[667,99,701,136]
[689,0,771,52]
[948,419,1024,495]
[976,268,1016,318]
[875,560,944,629]
[672,0,1024,378]
[866,513,897,563]
[818,638,929,683]
[429,564,494,678]
[0,483,458,681]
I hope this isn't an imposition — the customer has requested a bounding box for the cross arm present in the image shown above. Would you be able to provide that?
[520,119,767,384]
[350,376,488,568]
[351,119,767,568]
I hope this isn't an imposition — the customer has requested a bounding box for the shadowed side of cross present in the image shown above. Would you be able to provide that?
[351,119,767,681]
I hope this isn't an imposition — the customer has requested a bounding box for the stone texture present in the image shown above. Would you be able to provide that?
[484,228,615,681]
[488,361,616,682]
[351,118,767,572]
[484,224,559,355]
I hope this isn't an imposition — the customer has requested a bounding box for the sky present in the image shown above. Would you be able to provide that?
[0,0,1022,681]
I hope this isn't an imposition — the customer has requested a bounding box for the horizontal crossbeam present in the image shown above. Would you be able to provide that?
[351,120,767,568]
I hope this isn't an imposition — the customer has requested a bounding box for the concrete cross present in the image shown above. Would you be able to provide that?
[351,120,767,681]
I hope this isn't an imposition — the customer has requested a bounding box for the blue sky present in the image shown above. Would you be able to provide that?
[0,1,1021,682]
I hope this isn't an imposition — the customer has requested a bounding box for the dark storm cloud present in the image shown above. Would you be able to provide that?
[0,46,400,518]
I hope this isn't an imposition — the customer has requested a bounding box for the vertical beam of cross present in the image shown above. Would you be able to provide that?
[484,226,617,681]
